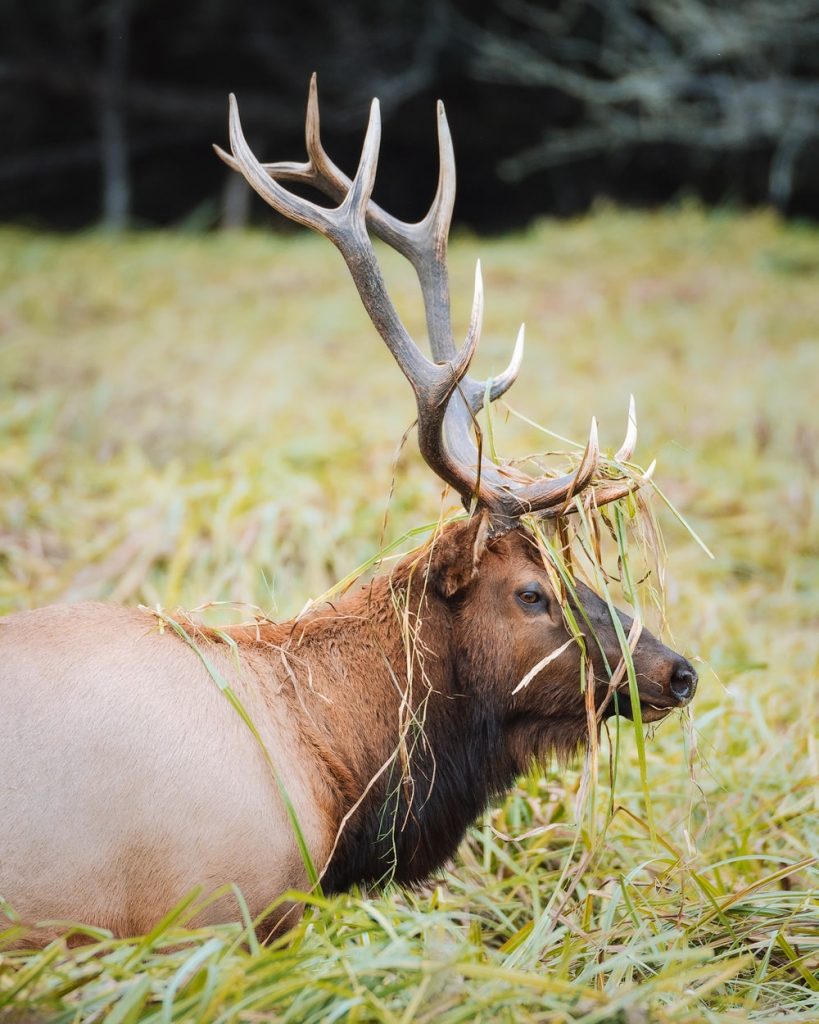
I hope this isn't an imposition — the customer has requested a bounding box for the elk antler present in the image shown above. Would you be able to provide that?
[215,75,649,533]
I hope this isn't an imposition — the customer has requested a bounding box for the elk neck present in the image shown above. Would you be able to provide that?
[227,555,521,892]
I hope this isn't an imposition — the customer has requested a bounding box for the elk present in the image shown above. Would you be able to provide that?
[0,77,697,948]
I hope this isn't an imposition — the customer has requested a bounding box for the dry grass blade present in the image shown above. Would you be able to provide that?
[512,637,578,694]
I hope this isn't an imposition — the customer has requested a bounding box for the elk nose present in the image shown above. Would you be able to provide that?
[670,661,698,703]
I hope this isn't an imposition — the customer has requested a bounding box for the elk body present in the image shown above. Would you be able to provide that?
[0,79,697,947]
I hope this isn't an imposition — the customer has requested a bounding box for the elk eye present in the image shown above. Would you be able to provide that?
[517,588,546,610]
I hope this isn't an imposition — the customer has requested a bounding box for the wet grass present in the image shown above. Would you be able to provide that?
[1,206,817,1021]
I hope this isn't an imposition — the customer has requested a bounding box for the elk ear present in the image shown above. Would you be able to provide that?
[427,513,491,598]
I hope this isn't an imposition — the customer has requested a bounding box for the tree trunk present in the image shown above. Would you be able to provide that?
[99,0,132,229]
[221,171,252,230]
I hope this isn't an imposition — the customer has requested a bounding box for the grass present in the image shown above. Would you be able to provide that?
[1,205,818,1021]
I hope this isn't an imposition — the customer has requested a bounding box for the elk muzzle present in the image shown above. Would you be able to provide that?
[572,582,698,723]
[607,651,698,723]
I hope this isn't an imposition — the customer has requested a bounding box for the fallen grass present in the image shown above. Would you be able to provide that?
[1,206,817,1021]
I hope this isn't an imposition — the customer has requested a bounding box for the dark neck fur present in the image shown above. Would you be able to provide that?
[321,671,518,893]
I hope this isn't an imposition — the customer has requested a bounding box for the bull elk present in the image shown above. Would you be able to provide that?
[0,77,697,947]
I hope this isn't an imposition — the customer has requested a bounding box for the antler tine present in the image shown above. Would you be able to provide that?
[303,74,347,202]
[416,262,492,505]
[340,98,381,224]
[218,78,413,258]
[489,324,525,402]
[222,79,470,381]
[449,261,483,386]
[220,82,535,479]
[411,101,459,365]
[614,394,637,463]
[424,102,457,255]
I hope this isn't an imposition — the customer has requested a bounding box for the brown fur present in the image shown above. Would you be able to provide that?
[0,518,696,945]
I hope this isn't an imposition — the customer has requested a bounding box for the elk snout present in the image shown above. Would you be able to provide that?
[669,657,698,704]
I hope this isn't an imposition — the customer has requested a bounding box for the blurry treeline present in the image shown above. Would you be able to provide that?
[3,0,818,231]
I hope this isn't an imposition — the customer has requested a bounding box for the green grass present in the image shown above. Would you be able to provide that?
[1,206,817,1021]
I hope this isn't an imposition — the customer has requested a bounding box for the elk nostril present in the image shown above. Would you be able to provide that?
[670,663,698,703]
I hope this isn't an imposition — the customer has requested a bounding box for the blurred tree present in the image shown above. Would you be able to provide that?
[0,0,453,227]
[464,0,819,211]
[100,0,133,228]
[1,0,817,227]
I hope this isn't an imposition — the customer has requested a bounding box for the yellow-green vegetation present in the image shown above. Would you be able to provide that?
[1,207,817,1021]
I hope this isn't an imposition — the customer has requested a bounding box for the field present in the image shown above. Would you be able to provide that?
[1,207,817,1021]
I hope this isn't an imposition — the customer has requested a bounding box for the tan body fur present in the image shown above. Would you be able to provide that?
[0,603,335,943]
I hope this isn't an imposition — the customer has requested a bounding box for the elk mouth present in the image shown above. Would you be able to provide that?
[598,659,696,724]
[604,690,679,724]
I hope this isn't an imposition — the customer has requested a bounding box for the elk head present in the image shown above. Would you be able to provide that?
[216,76,697,740]
[418,518,697,774]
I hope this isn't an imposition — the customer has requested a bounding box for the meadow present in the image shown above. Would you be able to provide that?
[0,207,817,1022]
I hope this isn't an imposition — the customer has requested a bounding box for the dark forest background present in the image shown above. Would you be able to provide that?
[3,0,818,232]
